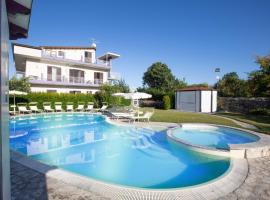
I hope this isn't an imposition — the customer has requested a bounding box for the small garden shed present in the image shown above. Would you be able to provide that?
[175,87,217,113]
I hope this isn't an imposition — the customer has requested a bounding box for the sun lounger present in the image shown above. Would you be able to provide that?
[110,112,135,120]
[99,105,108,112]
[55,102,63,112]
[98,102,108,113]
[76,102,85,112]
[127,112,153,123]
[10,105,17,115]
[66,102,74,112]
[17,103,31,114]
[43,102,54,112]
[85,102,94,112]
[29,102,42,113]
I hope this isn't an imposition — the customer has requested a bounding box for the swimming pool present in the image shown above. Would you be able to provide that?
[170,125,259,150]
[10,113,230,189]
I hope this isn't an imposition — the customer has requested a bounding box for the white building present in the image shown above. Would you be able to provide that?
[13,43,120,94]
[175,87,217,113]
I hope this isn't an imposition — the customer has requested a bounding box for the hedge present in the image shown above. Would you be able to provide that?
[9,92,131,110]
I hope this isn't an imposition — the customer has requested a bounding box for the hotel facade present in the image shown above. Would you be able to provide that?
[13,43,120,94]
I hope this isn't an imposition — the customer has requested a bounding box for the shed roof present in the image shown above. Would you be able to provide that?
[176,87,217,92]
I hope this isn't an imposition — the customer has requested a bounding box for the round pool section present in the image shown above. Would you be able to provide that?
[10,113,230,189]
[170,124,259,150]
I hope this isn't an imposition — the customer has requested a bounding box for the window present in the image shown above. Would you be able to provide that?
[47,66,61,81]
[58,51,65,57]
[94,72,103,84]
[50,51,57,57]
[45,50,51,56]
[47,90,57,93]
[69,91,81,94]
[84,51,92,63]
[69,69,85,83]
[87,91,92,94]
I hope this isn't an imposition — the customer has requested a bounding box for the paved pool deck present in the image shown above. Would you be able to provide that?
[10,117,270,199]
[11,156,270,200]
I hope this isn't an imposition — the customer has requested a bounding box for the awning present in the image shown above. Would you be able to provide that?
[98,52,120,61]
[6,0,33,40]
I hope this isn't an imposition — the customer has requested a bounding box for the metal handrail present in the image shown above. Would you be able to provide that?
[41,51,111,67]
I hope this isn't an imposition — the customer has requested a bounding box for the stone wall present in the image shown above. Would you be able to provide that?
[218,97,270,113]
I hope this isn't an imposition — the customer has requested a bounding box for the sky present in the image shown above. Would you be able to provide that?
[10,0,270,89]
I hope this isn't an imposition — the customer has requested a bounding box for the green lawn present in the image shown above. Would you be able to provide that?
[142,108,240,127]
[217,112,270,134]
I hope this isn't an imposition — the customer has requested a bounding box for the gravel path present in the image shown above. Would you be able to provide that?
[214,115,258,130]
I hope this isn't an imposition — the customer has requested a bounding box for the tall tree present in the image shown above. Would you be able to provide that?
[215,72,249,97]
[9,76,31,93]
[248,55,270,97]
[114,79,130,93]
[143,62,186,92]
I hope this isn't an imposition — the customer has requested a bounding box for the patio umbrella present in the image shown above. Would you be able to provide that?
[9,90,28,115]
[113,92,152,106]
[113,92,152,116]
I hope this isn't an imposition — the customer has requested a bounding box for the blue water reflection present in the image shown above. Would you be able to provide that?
[10,113,229,189]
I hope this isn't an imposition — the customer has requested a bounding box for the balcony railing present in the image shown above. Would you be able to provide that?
[69,76,85,84]
[41,51,111,68]
[27,74,104,87]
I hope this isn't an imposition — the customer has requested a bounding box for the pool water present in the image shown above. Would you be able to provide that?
[10,113,230,189]
[171,125,259,150]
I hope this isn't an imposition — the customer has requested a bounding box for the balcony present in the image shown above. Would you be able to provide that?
[41,51,111,69]
[27,74,104,87]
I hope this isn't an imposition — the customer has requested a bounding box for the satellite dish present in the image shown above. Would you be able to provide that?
[91,38,99,48]
[91,43,97,48]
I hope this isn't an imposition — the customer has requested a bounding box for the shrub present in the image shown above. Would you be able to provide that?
[163,95,171,110]
[249,108,270,116]
[9,92,130,110]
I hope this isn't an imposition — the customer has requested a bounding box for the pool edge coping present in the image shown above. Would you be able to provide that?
[10,150,247,200]
[166,123,270,159]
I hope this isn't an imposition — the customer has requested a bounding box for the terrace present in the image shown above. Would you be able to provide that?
[17,71,120,87]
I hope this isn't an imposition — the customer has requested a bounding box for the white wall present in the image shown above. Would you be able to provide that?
[212,91,217,112]
[43,49,96,63]
[201,91,212,112]
[26,60,48,79]
[14,45,41,58]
